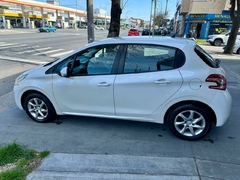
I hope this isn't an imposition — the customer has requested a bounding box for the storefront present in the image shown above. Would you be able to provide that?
[183,11,232,39]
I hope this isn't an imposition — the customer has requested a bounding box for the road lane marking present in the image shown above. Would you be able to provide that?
[0,43,18,47]
[50,50,74,57]
[33,49,63,55]
[0,44,27,49]
[17,47,52,54]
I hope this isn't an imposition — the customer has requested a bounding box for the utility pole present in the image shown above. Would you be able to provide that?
[149,0,153,37]
[152,0,157,36]
[87,0,94,43]
[165,0,168,15]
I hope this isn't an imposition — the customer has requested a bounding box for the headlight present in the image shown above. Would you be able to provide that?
[14,74,28,85]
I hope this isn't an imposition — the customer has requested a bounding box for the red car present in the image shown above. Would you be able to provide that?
[128,28,139,36]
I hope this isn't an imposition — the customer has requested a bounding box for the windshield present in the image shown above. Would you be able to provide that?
[220,31,229,35]
[194,45,218,68]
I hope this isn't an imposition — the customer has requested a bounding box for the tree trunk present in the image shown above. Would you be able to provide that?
[107,0,122,37]
[223,0,240,54]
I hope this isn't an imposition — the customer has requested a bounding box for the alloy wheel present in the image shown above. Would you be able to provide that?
[174,110,206,137]
[27,98,48,121]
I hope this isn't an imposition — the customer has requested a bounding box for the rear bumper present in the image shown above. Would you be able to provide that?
[209,89,232,126]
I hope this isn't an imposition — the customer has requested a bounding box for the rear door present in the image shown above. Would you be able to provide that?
[114,44,184,118]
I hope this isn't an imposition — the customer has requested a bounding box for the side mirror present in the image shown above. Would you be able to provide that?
[60,67,69,77]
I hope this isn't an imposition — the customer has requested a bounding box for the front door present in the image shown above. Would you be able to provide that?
[52,44,121,115]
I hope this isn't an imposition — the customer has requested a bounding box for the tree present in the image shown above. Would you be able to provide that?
[107,0,129,37]
[107,0,122,37]
[154,13,166,28]
[223,0,240,54]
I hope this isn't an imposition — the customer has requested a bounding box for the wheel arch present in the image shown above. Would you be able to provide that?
[21,90,55,112]
[164,100,216,126]
[237,47,240,54]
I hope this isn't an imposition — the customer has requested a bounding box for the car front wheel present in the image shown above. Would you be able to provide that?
[214,39,222,46]
[167,104,212,141]
[24,93,56,123]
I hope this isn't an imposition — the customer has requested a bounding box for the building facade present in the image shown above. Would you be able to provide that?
[176,0,232,39]
[0,0,110,29]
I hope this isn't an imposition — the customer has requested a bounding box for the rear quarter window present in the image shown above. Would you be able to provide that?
[194,45,218,68]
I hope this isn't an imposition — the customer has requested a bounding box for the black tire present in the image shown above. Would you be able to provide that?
[24,93,56,123]
[167,104,212,141]
[214,39,222,46]
[210,42,215,46]
[237,48,240,55]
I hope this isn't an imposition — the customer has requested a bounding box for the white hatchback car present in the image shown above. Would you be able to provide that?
[14,36,232,140]
[233,39,240,54]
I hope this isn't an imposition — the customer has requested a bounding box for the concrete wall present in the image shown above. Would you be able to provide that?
[189,0,229,14]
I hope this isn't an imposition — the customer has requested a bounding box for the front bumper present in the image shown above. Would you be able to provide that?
[206,39,214,43]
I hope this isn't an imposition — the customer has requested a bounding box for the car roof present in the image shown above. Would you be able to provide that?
[88,36,196,50]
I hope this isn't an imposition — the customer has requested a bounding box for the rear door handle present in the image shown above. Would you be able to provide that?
[154,79,172,85]
[97,82,111,87]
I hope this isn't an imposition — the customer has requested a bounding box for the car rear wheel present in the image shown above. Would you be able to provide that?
[214,39,222,46]
[24,93,56,123]
[167,104,212,141]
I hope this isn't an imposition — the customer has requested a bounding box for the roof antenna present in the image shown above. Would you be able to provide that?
[171,29,181,38]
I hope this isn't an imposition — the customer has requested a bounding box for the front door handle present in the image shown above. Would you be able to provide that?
[154,79,172,85]
[97,82,111,87]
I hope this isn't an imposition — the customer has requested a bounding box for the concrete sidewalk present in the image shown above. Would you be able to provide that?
[27,153,240,180]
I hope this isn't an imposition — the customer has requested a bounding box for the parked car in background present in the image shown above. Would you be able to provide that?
[142,29,152,36]
[207,30,240,46]
[206,31,230,46]
[128,28,139,36]
[39,26,56,32]
[233,39,240,54]
[14,36,232,141]
[153,29,161,35]
[223,38,240,54]
[160,28,169,36]
[79,25,87,29]
[95,25,104,30]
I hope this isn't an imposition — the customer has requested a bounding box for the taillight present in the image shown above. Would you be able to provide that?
[205,74,227,90]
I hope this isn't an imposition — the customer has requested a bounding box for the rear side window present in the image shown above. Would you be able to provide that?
[123,44,185,73]
[194,45,218,68]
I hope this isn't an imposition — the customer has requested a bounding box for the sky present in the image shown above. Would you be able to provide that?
[36,0,179,21]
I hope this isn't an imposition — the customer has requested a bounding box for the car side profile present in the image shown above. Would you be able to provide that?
[14,36,232,141]
[39,26,56,33]
[207,30,240,46]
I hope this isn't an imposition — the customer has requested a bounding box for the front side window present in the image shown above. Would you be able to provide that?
[55,45,120,75]
[124,44,177,73]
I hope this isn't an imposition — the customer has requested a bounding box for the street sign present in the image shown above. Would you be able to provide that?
[0,9,4,15]
[23,12,29,18]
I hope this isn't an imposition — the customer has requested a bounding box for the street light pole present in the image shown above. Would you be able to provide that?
[76,0,78,30]
[149,0,153,37]
[87,0,94,43]
[152,0,157,36]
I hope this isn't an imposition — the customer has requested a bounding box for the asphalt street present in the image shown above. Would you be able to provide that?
[0,29,240,179]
